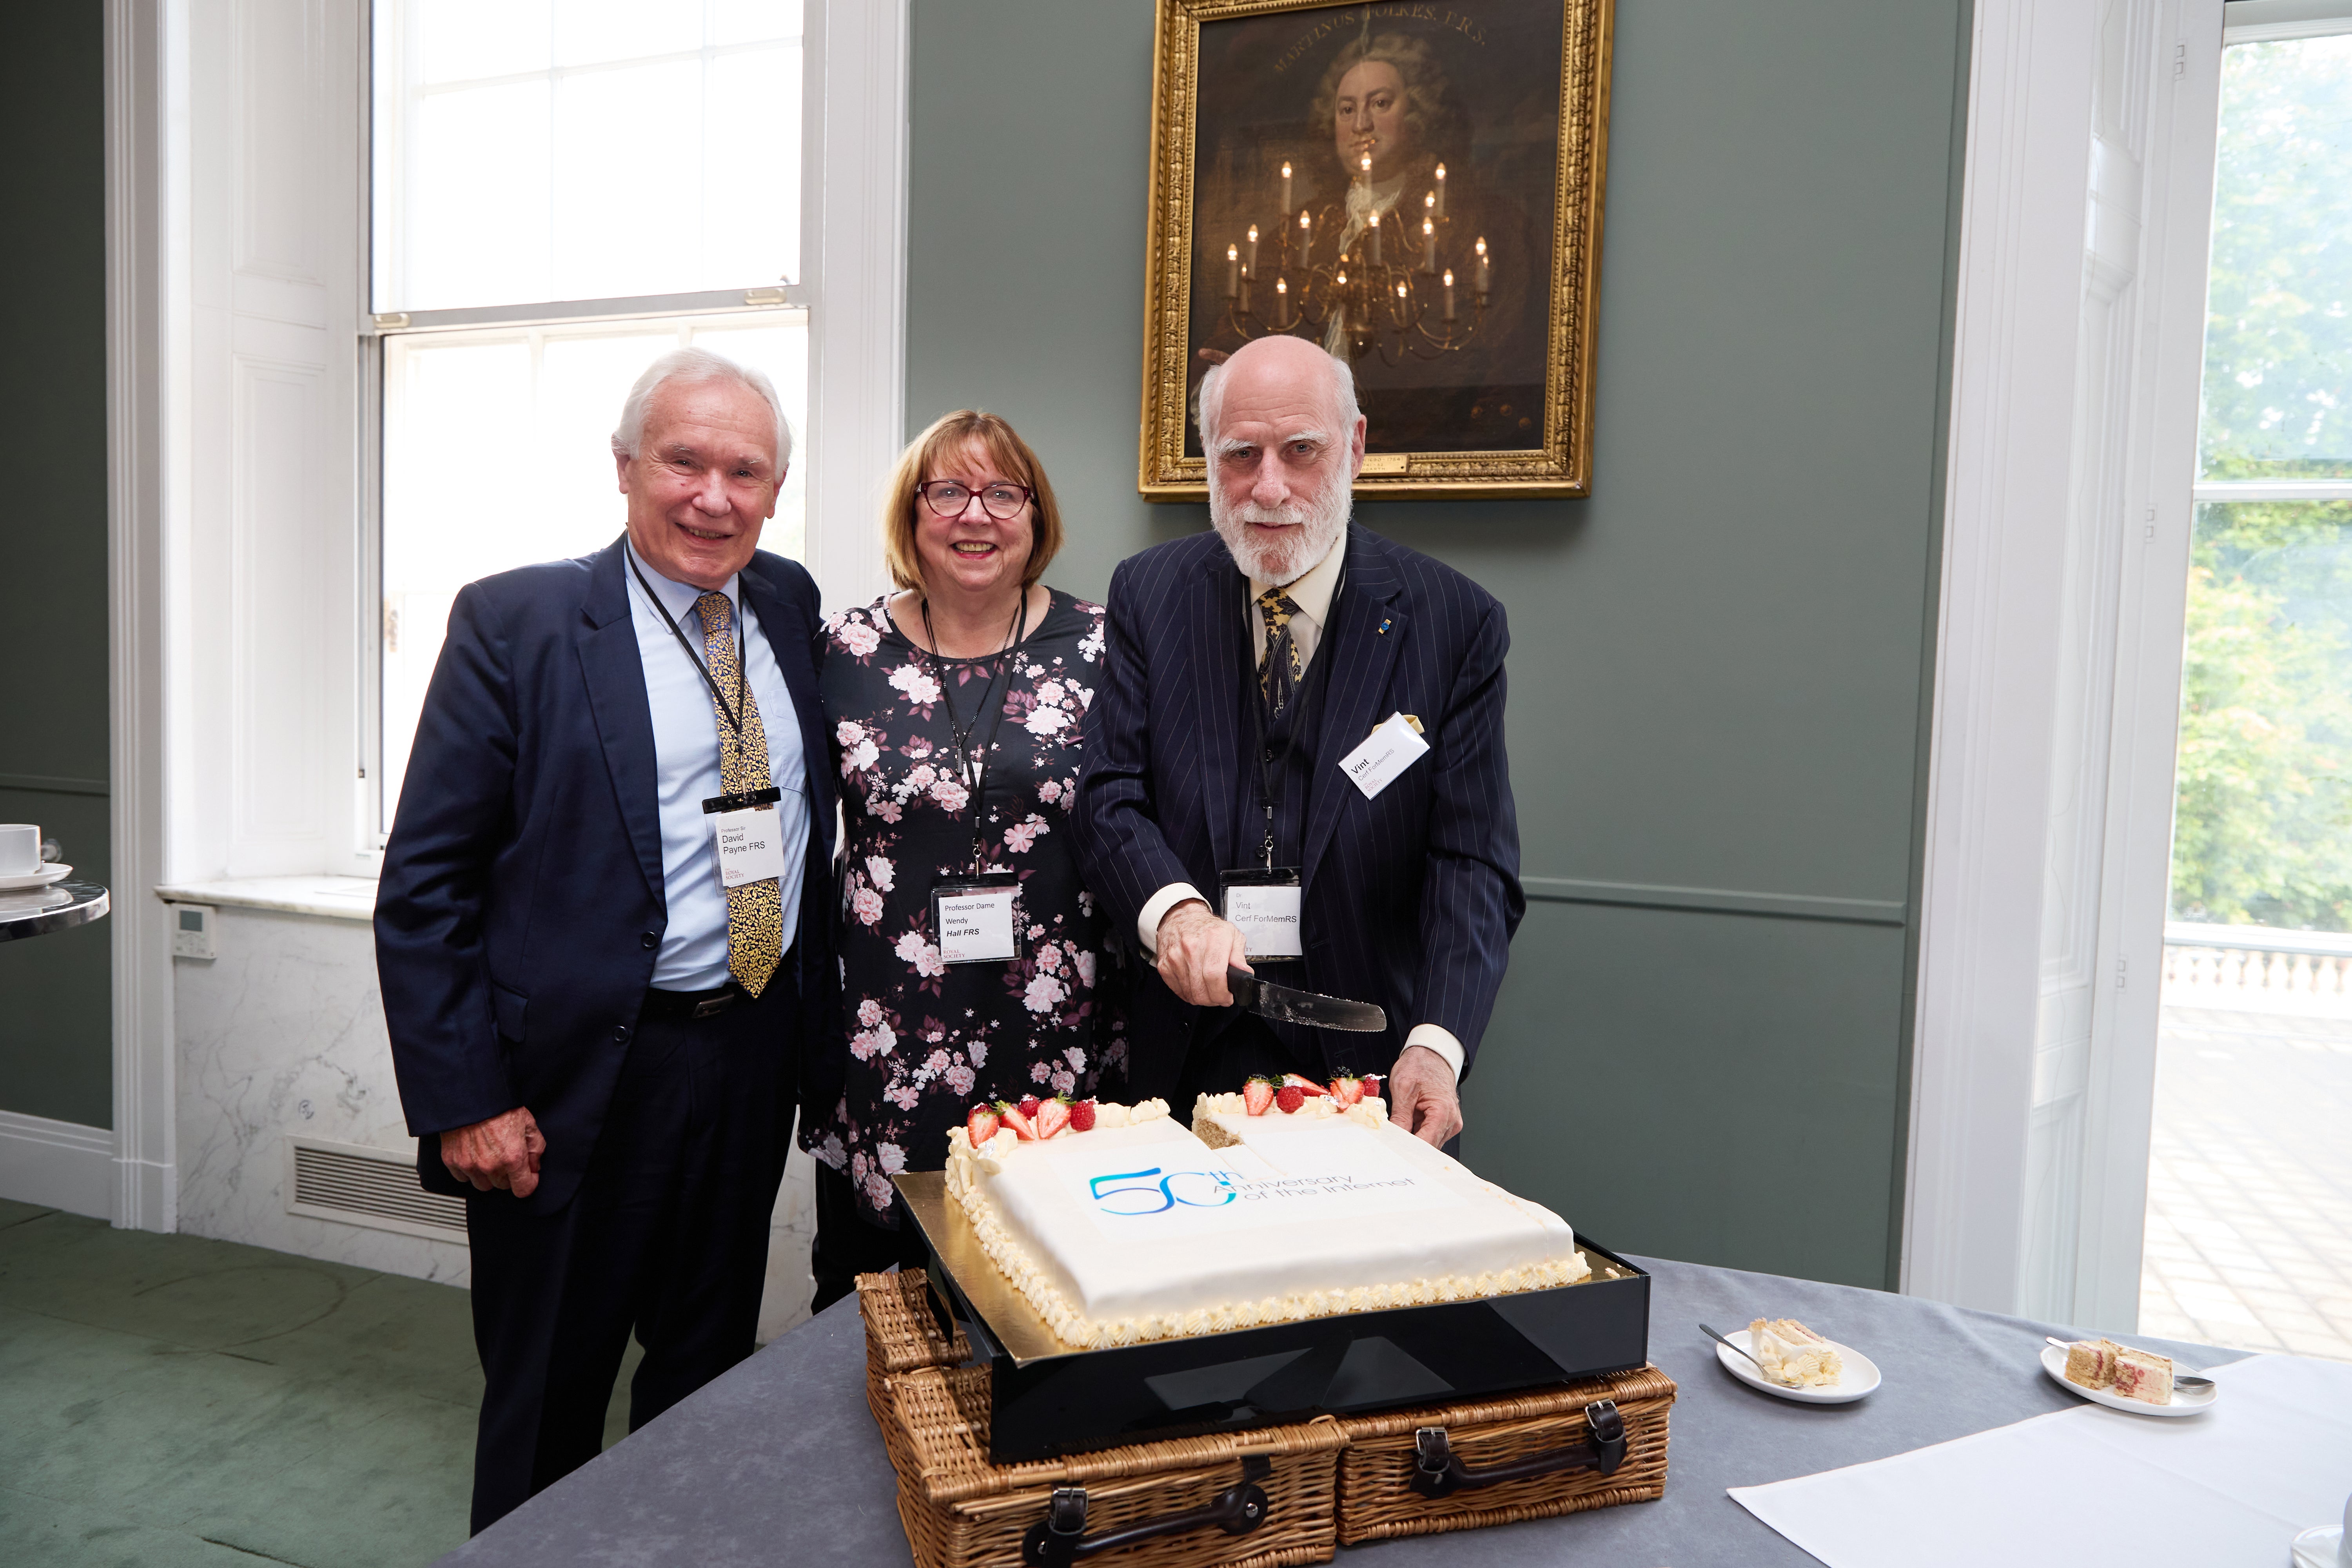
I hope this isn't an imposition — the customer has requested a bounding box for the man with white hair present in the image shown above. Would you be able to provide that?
[1075,334,1522,1145]
[377,348,833,1530]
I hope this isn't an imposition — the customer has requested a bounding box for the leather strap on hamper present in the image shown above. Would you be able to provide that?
[1406,1399,1629,1501]
[1022,1455,1272,1565]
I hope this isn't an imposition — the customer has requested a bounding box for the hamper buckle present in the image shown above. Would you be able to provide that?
[1022,1455,1272,1565]
[1408,1399,1629,1500]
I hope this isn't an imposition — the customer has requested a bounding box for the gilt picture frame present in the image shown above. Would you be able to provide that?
[1139,0,1614,501]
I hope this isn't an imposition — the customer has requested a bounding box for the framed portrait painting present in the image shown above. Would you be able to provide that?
[1138,0,1614,501]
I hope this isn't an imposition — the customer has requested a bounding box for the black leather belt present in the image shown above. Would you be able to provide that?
[641,982,745,1020]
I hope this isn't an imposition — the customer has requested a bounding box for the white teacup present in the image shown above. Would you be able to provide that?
[0,825,41,877]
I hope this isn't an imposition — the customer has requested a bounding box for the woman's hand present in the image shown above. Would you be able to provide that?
[1154,900,1252,1006]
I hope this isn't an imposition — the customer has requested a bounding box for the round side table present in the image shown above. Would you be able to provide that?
[0,880,111,942]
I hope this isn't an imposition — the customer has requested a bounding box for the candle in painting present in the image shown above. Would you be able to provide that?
[1298,208,1311,269]
[1422,218,1436,272]
[1280,161,1293,216]
[1433,163,1447,216]
[1443,268,1456,321]
[1358,153,1372,187]
[1275,276,1289,328]
[1227,244,1240,299]
[1369,213,1382,265]
[1473,236,1489,294]
[1246,224,1259,278]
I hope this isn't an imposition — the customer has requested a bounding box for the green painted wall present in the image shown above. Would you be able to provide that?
[906,0,1966,1289]
[0,4,114,1130]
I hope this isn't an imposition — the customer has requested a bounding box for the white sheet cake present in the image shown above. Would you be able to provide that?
[941,1090,1592,1350]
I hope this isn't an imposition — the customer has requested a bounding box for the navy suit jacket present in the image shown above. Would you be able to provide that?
[375,536,837,1213]
[1074,523,1523,1098]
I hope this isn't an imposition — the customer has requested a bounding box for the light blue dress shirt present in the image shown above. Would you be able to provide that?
[624,544,811,991]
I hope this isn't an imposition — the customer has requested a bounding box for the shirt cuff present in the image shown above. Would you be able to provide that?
[1138,883,1210,952]
[1403,1024,1465,1083]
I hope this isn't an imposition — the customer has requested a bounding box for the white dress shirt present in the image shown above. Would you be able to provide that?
[1137,535,1465,1080]
[625,545,811,992]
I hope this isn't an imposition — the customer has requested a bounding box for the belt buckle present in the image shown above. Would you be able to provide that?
[691,993,731,1020]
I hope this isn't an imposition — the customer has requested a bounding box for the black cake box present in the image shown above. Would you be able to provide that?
[891,1171,1652,1464]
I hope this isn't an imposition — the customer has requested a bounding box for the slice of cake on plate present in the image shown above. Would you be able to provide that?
[2063,1338,2123,1390]
[1747,1318,1844,1387]
[939,1086,1592,1350]
[2111,1346,2174,1404]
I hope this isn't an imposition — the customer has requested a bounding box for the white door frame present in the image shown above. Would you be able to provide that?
[1905,0,2225,1319]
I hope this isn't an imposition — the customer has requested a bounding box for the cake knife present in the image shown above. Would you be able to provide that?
[1224,965,1387,1032]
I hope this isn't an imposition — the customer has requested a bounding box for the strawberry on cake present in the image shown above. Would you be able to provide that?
[939,1079,1592,1350]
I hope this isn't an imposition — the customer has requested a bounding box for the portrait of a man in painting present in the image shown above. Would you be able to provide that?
[1175,4,1579,465]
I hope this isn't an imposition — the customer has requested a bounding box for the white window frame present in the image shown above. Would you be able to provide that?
[103,0,904,1231]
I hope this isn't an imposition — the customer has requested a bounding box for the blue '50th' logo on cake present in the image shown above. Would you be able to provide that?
[1089,1167,1237,1216]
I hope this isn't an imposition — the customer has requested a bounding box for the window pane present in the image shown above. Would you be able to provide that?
[2171,498,2352,929]
[379,314,809,829]
[376,0,804,311]
[2198,36,2352,482]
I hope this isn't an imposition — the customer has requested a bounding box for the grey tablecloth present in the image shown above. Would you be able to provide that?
[440,1256,2238,1566]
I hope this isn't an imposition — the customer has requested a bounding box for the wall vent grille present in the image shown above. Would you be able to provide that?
[285,1137,465,1241]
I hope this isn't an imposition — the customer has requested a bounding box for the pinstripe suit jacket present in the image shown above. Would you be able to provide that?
[1075,523,1523,1097]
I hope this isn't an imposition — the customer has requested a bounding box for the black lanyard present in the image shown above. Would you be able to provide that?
[1244,569,1342,870]
[918,592,1029,876]
[626,543,748,739]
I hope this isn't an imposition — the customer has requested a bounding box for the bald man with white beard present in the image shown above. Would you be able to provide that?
[1073,335,1523,1147]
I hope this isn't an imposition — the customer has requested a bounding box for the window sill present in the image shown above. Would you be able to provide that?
[156,877,379,924]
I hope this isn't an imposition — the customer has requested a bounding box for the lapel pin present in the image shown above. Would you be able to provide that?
[1377,617,1392,635]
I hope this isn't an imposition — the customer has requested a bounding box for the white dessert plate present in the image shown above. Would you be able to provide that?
[0,864,71,892]
[1715,1328,1880,1404]
[2038,1343,2216,1417]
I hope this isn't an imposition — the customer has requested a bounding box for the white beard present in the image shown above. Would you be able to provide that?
[1209,475,1352,585]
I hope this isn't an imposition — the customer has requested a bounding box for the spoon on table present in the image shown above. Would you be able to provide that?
[1700,1322,1776,1378]
[2043,1336,2216,1391]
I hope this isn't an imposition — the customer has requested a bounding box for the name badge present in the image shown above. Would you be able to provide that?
[934,873,1020,965]
[1338,711,1431,800]
[713,805,788,888]
[1220,869,1304,960]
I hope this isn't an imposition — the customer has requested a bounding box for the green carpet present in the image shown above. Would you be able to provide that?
[0,1197,637,1567]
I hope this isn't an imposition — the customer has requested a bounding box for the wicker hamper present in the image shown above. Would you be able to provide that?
[1331,1365,1677,1546]
[883,1366,1347,1568]
[857,1269,972,1428]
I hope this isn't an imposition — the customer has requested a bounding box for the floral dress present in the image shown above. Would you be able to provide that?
[811,589,1125,1219]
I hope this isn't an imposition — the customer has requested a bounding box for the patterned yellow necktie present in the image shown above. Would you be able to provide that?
[693,591,782,998]
[1257,589,1305,717]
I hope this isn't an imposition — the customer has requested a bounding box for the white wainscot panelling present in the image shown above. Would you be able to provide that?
[172,904,468,1283]
[229,352,328,858]
[234,0,325,289]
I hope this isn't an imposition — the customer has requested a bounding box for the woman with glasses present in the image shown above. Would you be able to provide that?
[805,410,1123,1308]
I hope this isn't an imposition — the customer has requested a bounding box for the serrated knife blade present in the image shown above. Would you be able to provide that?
[1225,965,1387,1032]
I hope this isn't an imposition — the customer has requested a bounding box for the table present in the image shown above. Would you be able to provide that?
[439,1257,2239,1566]
[0,880,109,943]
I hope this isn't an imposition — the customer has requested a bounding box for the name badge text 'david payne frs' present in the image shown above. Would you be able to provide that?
[1338,712,1431,800]
[712,805,788,888]
[933,877,1020,965]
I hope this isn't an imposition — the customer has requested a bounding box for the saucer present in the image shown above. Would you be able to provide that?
[1715,1328,1881,1404]
[0,864,72,892]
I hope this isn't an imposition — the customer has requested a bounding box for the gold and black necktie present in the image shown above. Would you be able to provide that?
[693,591,782,998]
[1258,589,1305,718]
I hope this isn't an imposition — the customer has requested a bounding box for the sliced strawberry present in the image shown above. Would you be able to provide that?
[1069,1098,1097,1132]
[1017,1094,1042,1120]
[1281,1073,1325,1094]
[1274,1084,1306,1114]
[998,1100,1038,1140]
[1328,1073,1364,1106]
[1242,1078,1276,1116]
[1361,1074,1383,1101]
[1035,1097,1073,1139]
[966,1105,1002,1145]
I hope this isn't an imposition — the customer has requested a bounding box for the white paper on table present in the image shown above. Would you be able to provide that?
[1729,1355,2352,1568]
